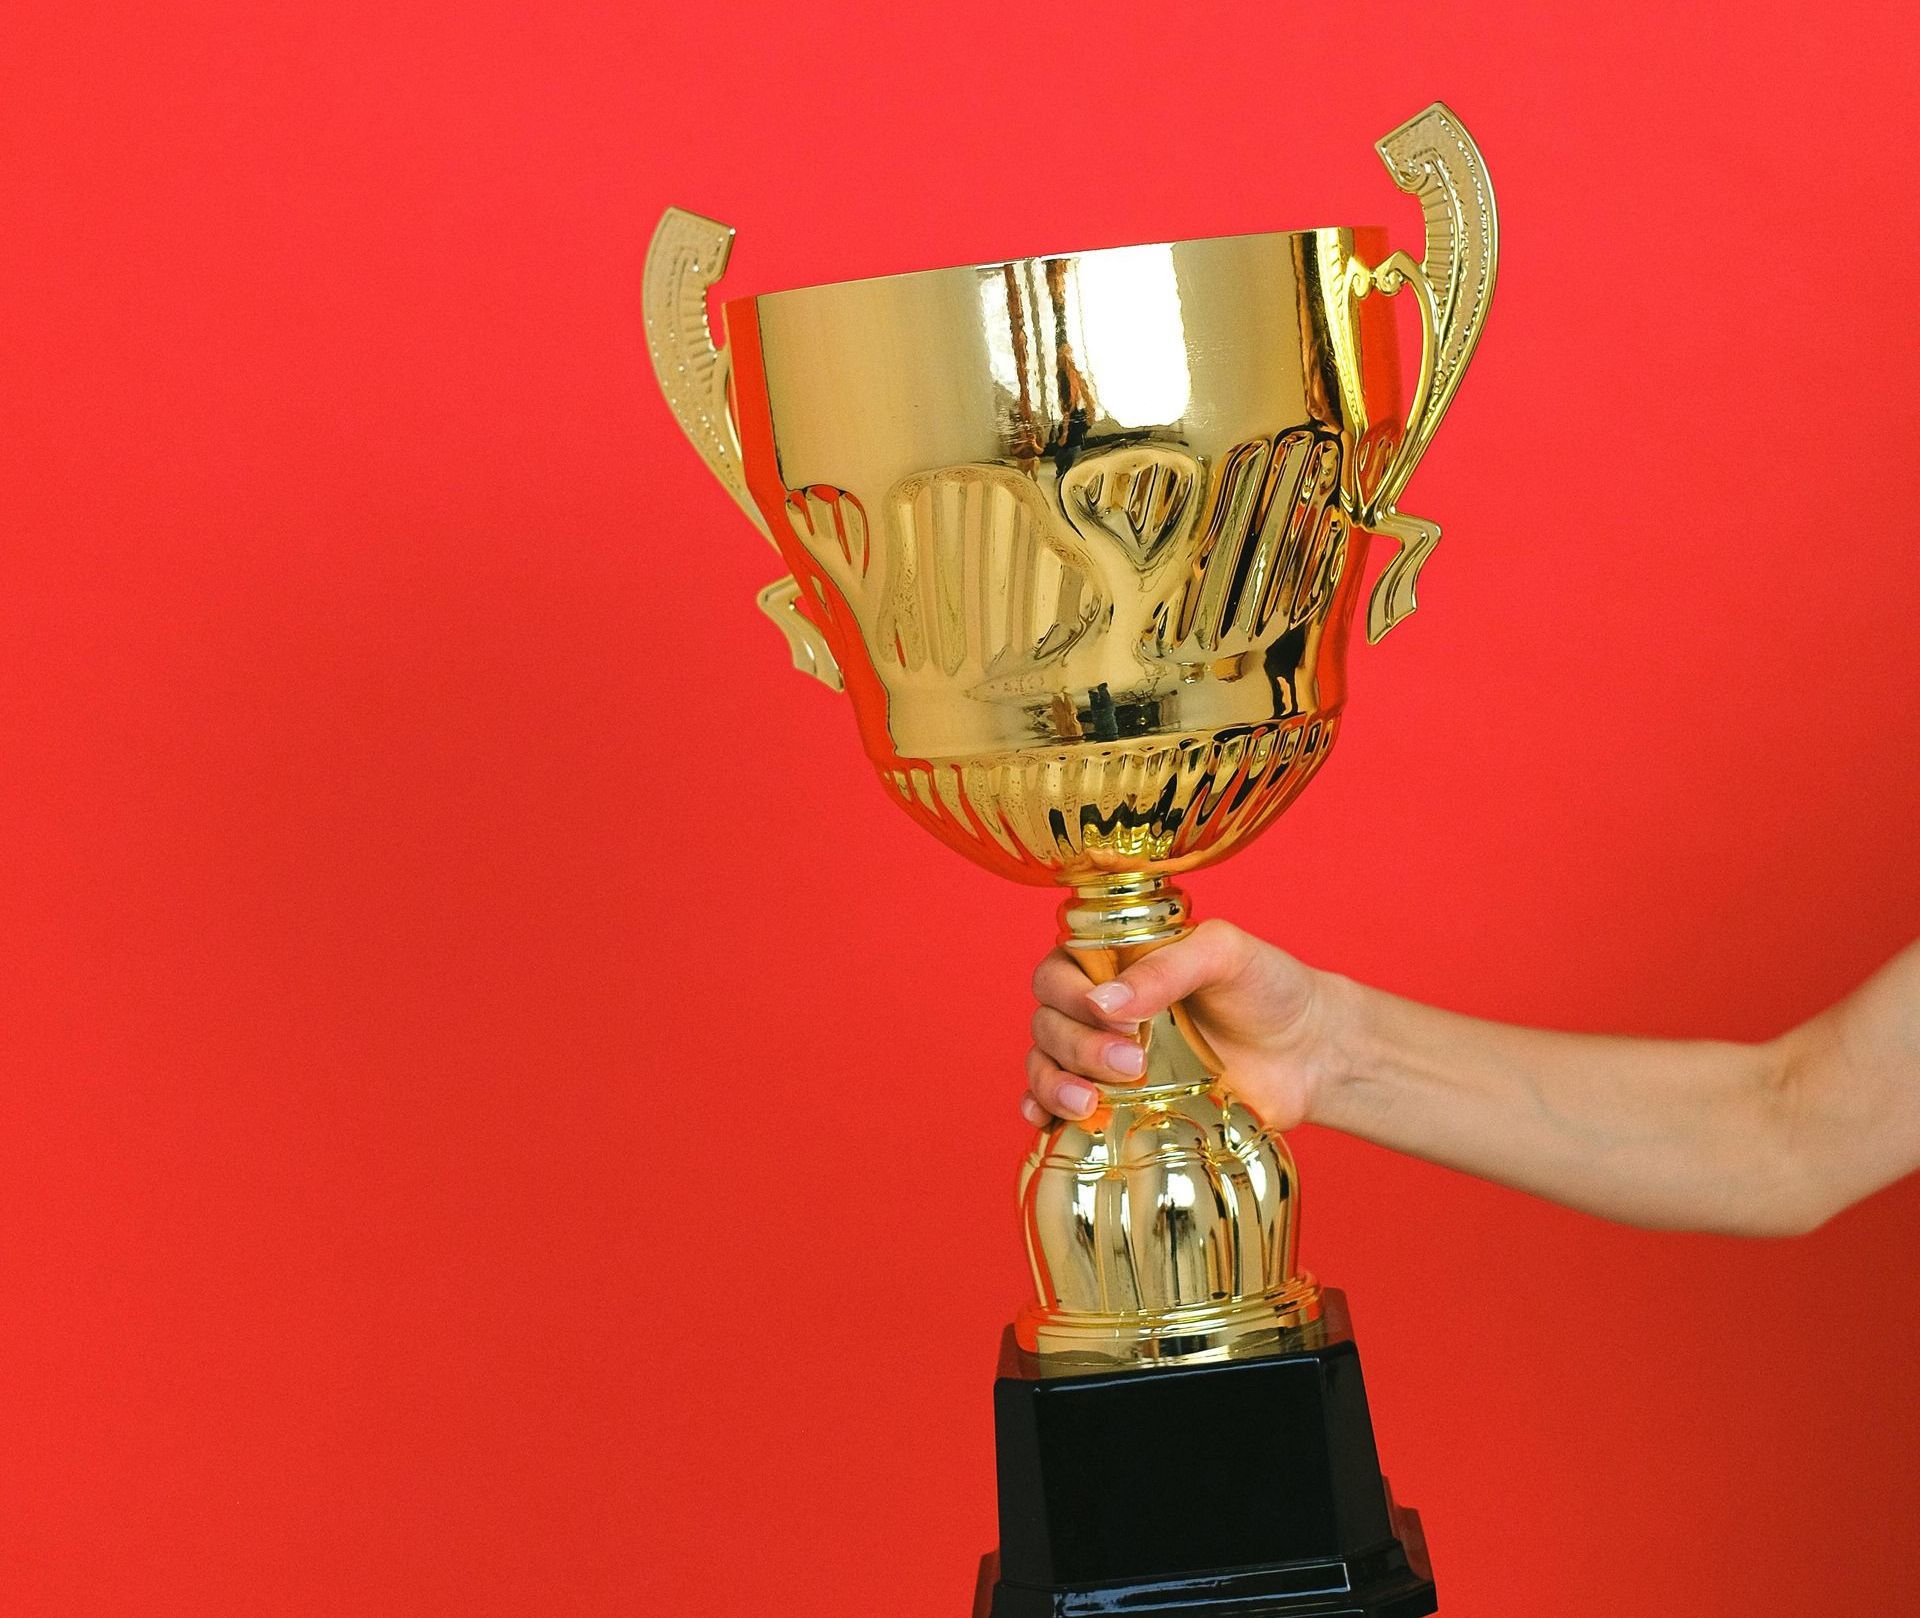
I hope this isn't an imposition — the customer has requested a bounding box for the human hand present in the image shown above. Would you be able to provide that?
[1022,919,1348,1132]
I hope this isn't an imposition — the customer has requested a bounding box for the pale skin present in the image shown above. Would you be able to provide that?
[1023,923,1920,1237]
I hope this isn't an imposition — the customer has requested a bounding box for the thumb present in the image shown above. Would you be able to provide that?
[1084,918,1259,1024]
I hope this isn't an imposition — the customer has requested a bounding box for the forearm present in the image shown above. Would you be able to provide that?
[1026,921,1918,1233]
[1306,974,1819,1234]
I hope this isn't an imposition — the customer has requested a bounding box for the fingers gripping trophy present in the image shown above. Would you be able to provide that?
[645,103,1495,1618]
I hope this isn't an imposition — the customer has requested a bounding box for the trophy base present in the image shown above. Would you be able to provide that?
[973,1290,1436,1618]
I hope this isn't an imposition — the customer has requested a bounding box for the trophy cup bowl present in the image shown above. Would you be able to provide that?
[645,101,1495,1616]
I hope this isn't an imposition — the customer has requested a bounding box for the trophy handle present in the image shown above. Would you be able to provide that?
[755,575,844,690]
[643,207,843,689]
[1350,102,1499,643]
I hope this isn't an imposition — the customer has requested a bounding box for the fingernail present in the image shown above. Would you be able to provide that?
[1088,982,1134,1015]
[1020,1097,1045,1126]
[1106,1041,1145,1078]
[1058,1080,1099,1117]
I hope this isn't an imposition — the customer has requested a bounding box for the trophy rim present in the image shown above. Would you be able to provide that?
[732,221,1390,316]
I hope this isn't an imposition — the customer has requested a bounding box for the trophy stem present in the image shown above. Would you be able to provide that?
[1057,873,1224,1105]
[1014,871,1321,1365]
[1058,871,1191,964]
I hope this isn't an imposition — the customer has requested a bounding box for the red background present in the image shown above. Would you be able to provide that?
[5,3,1917,1614]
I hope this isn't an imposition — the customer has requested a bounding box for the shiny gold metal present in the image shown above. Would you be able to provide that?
[1021,874,1321,1366]
[644,103,1497,1367]
[644,207,844,689]
[1355,104,1499,642]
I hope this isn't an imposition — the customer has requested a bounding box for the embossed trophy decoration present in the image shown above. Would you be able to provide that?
[646,103,1494,1618]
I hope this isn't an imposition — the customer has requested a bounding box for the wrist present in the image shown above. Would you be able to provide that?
[1297,968,1373,1120]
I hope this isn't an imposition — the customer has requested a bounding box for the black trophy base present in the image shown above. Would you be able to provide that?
[974,1291,1436,1618]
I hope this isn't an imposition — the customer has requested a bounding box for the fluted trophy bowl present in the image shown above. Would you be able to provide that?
[645,103,1496,1365]
[727,229,1388,886]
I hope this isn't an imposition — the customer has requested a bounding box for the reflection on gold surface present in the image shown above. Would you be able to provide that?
[645,104,1496,1366]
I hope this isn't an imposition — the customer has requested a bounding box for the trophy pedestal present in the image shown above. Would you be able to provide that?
[973,1291,1436,1618]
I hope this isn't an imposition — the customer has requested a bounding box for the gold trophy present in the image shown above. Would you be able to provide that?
[645,102,1495,1618]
